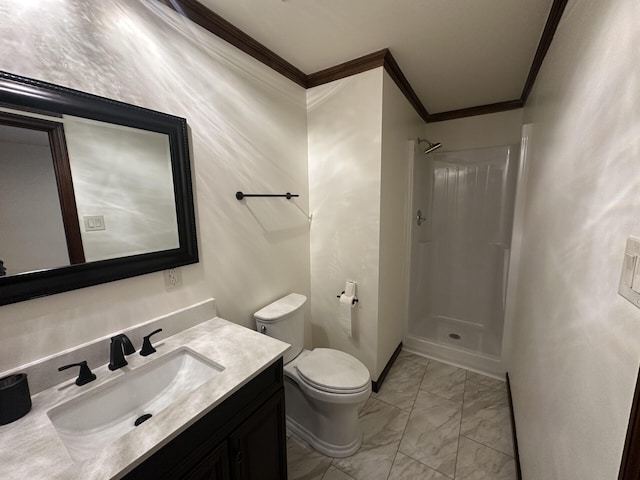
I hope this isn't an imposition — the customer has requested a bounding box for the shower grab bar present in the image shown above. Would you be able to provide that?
[235,191,299,200]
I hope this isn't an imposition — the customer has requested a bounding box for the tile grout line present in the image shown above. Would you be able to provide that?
[465,380,507,394]
[288,433,335,480]
[397,358,459,480]
[409,357,430,410]
[417,387,465,406]
[384,357,430,480]
[372,396,412,413]
[373,356,432,412]
[287,352,511,480]
[459,381,516,459]
[458,433,515,459]
[402,451,455,480]
[417,360,468,405]
[453,370,469,479]
[329,464,356,480]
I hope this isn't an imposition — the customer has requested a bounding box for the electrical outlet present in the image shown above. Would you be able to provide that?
[164,268,182,290]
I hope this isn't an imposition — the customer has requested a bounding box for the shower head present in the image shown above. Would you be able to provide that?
[424,142,442,154]
[417,138,442,155]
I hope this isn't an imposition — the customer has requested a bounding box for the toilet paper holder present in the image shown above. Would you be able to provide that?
[336,291,359,305]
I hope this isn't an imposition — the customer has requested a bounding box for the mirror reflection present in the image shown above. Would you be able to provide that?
[0,108,179,277]
[0,70,197,306]
[0,122,67,275]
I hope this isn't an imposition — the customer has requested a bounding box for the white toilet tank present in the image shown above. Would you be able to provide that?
[254,293,306,364]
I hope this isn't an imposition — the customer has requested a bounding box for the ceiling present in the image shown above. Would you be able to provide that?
[197,0,555,115]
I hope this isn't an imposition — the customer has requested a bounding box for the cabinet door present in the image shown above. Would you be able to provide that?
[183,441,231,480]
[230,389,287,480]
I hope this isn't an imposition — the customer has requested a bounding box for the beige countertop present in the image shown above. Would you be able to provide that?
[0,317,289,480]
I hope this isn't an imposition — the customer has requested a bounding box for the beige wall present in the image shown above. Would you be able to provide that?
[510,1,640,478]
[424,109,523,152]
[0,0,310,373]
[308,68,424,380]
[307,68,383,376]
[378,71,424,379]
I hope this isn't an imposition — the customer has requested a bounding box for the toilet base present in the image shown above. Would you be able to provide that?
[287,415,362,458]
[284,375,368,458]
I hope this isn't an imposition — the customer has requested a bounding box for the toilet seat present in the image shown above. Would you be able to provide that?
[295,348,370,394]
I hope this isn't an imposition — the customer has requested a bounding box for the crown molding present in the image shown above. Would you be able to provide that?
[159,0,567,123]
[520,0,569,104]
[306,49,387,88]
[382,50,430,122]
[157,0,307,87]
[429,0,567,122]
[306,49,430,122]
[426,99,524,123]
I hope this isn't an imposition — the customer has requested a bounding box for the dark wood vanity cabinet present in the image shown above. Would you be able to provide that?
[229,390,287,480]
[123,358,287,480]
[183,441,230,480]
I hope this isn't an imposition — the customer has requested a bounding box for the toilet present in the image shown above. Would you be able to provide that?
[254,293,371,458]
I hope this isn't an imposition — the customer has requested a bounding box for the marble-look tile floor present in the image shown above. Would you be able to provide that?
[286,350,516,480]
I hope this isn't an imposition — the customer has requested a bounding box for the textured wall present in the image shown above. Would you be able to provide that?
[307,68,424,380]
[510,1,640,478]
[424,110,523,152]
[378,71,424,378]
[307,68,383,377]
[0,0,310,372]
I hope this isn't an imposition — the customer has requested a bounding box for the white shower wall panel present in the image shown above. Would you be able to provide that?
[409,145,518,357]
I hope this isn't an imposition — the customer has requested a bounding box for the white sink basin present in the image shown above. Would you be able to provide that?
[47,347,224,462]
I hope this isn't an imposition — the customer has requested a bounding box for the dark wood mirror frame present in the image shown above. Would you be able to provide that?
[0,70,198,306]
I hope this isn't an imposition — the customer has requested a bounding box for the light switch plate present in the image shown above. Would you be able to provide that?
[618,236,640,308]
[83,215,105,231]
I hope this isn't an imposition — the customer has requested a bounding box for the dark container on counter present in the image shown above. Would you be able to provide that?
[0,373,32,425]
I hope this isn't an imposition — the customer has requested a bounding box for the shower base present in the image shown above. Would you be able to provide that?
[405,316,504,378]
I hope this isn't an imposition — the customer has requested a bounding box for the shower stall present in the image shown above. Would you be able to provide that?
[405,142,519,376]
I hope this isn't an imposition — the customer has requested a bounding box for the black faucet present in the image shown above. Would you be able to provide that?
[140,328,163,356]
[108,334,136,370]
[58,360,96,386]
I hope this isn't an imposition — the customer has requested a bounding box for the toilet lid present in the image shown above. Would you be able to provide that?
[295,348,370,393]
[254,293,306,322]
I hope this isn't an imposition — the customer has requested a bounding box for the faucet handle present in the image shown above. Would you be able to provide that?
[140,328,163,357]
[58,361,97,386]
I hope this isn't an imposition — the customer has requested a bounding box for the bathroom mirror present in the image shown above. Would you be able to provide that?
[0,71,198,306]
